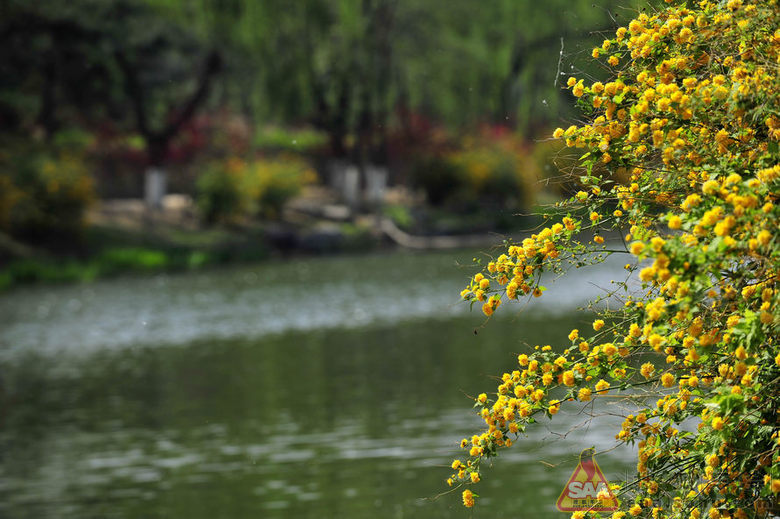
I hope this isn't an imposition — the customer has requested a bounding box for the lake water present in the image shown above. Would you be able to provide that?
[0,248,638,518]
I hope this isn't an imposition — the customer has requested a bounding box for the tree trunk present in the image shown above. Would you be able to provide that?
[144,167,167,209]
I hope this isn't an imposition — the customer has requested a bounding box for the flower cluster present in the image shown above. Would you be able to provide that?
[449,0,779,516]
[459,216,581,315]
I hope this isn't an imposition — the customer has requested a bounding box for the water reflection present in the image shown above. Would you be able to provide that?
[0,250,635,518]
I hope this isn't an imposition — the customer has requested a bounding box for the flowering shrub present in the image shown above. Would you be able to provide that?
[0,144,94,241]
[196,155,316,223]
[411,134,534,209]
[450,1,779,518]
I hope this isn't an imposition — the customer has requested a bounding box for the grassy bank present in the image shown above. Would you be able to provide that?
[0,225,272,291]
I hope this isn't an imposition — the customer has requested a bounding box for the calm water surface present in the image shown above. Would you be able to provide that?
[0,248,637,518]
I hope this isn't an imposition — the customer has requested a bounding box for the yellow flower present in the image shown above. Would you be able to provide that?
[593,319,605,331]
[771,479,780,494]
[595,379,610,394]
[639,266,656,282]
[578,387,592,401]
[668,215,682,229]
[630,242,645,255]
[553,127,565,139]
[563,371,575,386]
[462,489,475,508]
[630,323,642,338]
[630,504,642,516]
[640,362,655,378]
[661,373,675,387]
[477,393,487,404]
[470,471,480,483]
[451,459,462,470]
[549,400,561,415]
[711,416,724,430]
[648,334,665,350]
[701,180,720,195]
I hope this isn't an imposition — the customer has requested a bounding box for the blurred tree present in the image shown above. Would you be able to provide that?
[109,0,221,206]
[0,0,221,206]
[0,0,646,206]
[154,0,643,153]
[0,0,114,137]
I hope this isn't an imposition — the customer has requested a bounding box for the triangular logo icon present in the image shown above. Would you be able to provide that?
[556,449,619,512]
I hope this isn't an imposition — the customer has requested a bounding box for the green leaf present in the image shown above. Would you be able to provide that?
[715,393,745,414]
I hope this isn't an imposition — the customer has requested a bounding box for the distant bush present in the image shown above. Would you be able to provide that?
[196,155,316,223]
[195,158,247,224]
[383,204,414,230]
[0,142,95,243]
[410,135,534,210]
